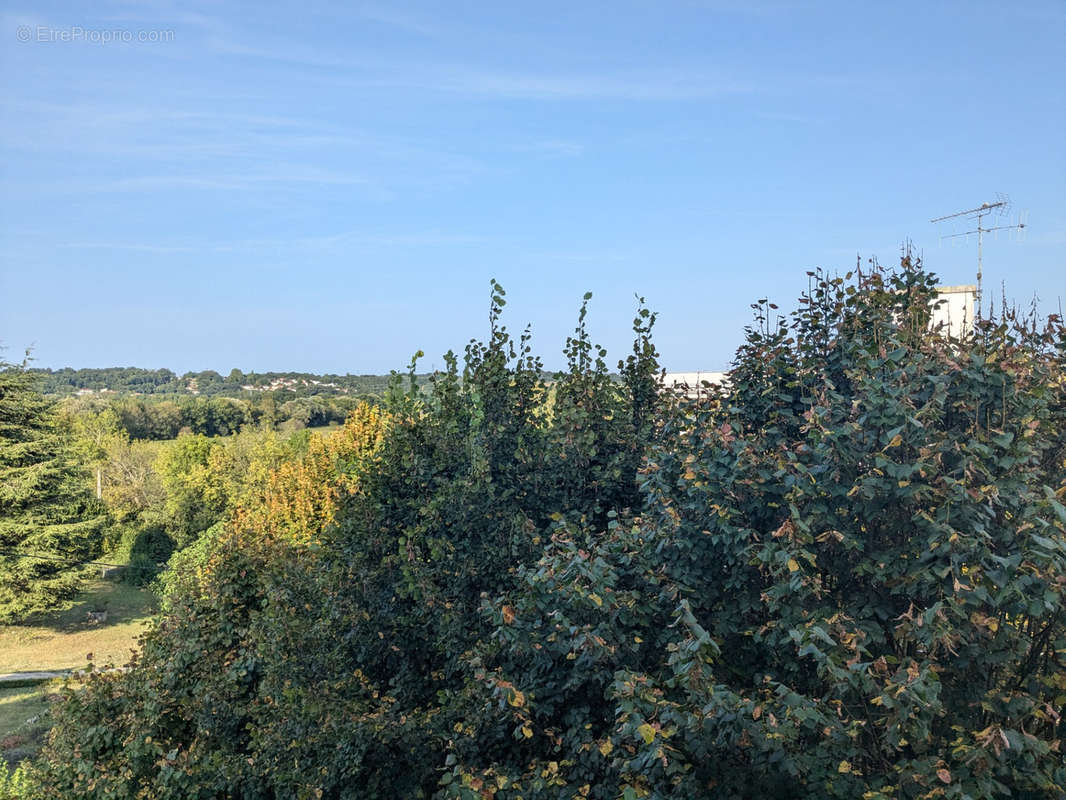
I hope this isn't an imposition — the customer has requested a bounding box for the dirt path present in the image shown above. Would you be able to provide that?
[0,671,69,686]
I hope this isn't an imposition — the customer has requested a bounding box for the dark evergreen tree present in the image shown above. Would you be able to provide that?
[0,359,107,623]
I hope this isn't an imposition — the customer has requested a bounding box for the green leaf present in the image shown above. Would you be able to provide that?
[637,723,655,744]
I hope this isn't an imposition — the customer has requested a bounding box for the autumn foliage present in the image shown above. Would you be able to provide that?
[232,402,389,544]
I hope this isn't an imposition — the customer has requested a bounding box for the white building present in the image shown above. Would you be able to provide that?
[930,285,977,340]
[661,371,728,400]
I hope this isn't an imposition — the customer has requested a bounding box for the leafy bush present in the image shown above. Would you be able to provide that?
[444,259,1066,799]
[121,523,176,588]
[26,267,1065,799]
[0,759,33,800]
[29,284,668,798]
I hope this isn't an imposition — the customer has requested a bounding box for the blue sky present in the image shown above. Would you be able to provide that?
[2,0,1064,374]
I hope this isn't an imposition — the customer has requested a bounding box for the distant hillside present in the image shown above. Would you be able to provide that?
[28,367,426,398]
[29,367,620,399]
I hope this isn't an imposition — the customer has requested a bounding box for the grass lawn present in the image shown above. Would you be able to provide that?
[0,680,63,769]
[0,580,157,674]
[305,423,342,434]
[0,684,50,737]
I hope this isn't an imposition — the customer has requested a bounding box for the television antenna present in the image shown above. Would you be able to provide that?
[930,195,1027,310]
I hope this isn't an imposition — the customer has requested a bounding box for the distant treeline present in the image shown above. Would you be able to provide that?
[35,366,614,440]
[30,366,427,397]
[61,393,373,439]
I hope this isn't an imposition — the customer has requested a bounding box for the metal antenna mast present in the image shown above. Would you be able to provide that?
[931,196,1026,311]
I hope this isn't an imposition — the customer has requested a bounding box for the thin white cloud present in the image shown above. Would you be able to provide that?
[40,229,488,254]
[0,97,489,195]
[205,33,752,101]
[416,67,751,100]
[354,4,445,38]
[102,168,372,192]
[1,99,481,148]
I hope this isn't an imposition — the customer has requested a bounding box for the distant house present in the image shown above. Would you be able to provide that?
[661,371,728,401]
[930,285,977,340]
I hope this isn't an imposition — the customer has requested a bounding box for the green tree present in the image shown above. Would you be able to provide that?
[0,359,107,623]
[64,406,124,500]
[444,258,1066,799]
[98,438,166,523]
[28,286,669,798]
[153,433,224,546]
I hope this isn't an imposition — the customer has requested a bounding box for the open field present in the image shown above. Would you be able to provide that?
[306,423,343,434]
[0,580,156,674]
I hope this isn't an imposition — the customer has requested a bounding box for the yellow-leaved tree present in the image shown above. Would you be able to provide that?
[233,402,389,544]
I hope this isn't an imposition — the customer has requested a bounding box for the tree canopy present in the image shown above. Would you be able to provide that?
[0,360,107,623]
[21,262,1066,799]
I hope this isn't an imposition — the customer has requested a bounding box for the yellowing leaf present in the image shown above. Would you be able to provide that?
[589,593,603,607]
[888,434,902,448]
[937,768,951,784]
[838,760,852,774]
[787,559,800,573]
[508,689,525,708]
[683,469,697,480]
[598,739,613,757]
[501,605,516,625]
[637,723,656,744]
[521,724,532,738]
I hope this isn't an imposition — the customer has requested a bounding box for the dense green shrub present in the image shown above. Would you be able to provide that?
[116,524,176,587]
[0,759,33,799]
[28,283,670,798]
[26,265,1066,799]
[444,260,1066,799]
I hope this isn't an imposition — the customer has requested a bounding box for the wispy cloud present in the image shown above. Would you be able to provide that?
[354,4,446,38]
[39,229,488,254]
[0,97,488,197]
[205,32,753,101]
[100,167,372,192]
[420,67,751,100]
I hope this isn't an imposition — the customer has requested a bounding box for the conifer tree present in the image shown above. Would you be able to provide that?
[0,358,107,623]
